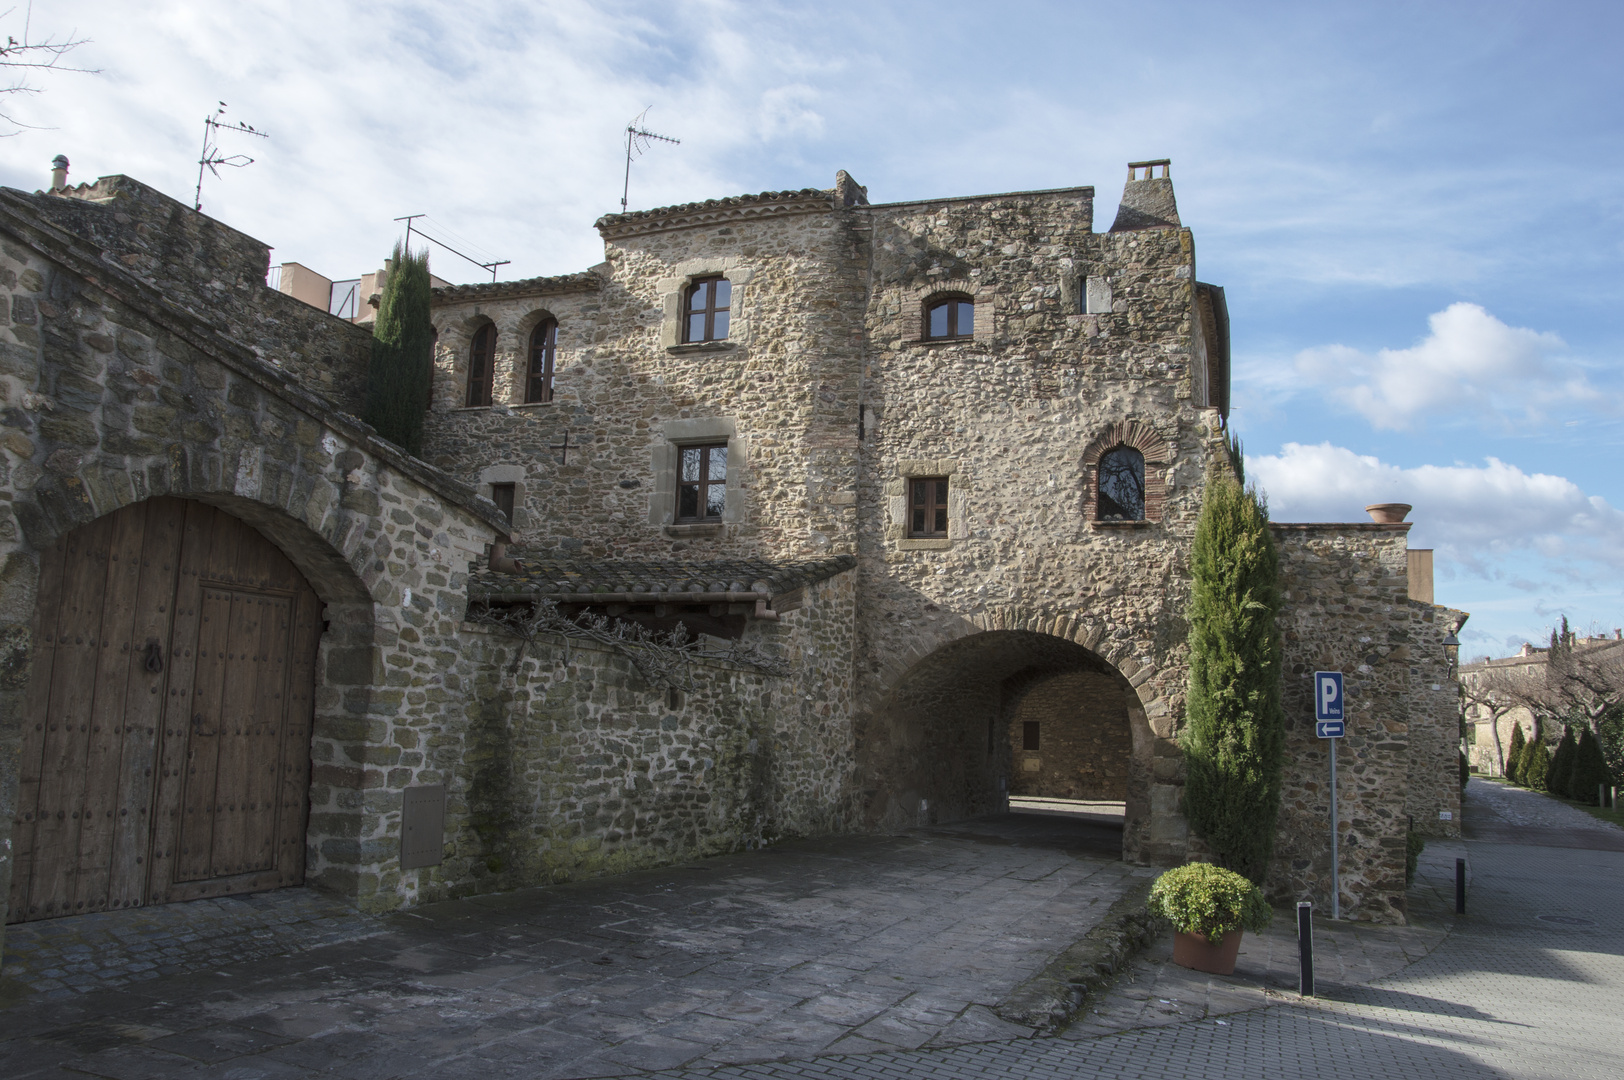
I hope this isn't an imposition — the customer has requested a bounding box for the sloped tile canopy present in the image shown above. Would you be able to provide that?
[469,554,855,612]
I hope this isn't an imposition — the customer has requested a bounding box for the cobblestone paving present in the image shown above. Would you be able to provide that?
[1466,775,1624,849]
[1,888,385,1001]
[0,815,1136,1078]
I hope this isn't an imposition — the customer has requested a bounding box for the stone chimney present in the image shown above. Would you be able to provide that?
[1109,159,1180,232]
[834,170,868,208]
[50,154,69,191]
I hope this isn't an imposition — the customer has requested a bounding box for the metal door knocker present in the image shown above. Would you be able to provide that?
[144,640,164,674]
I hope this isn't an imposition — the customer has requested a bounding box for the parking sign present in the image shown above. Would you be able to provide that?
[1314,671,1344,738]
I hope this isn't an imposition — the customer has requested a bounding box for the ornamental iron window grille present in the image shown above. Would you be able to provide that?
[908,477,949,537]
[677,443,728,521]
[925,296,974,339]
[1097,446,1145,521]
[684,277,731,343]
[527,318,557,403]
[466,323,496,407]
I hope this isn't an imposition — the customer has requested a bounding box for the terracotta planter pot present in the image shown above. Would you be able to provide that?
[1364,502,1412,524]
[1172,929,1244,975]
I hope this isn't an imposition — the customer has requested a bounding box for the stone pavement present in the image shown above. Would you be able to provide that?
[1465,774,1624,850]
[0,814,1139,1078]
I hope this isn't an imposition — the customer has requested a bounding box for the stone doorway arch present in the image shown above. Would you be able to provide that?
[858,630,1180,861]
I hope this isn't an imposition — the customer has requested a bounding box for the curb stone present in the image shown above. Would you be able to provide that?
[993,878,1167,1031]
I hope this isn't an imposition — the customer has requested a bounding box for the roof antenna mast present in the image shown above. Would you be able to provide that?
[621,108,679,213]
[194,102,267,211]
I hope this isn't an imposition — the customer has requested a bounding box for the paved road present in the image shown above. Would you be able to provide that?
[1,815,1137,1078]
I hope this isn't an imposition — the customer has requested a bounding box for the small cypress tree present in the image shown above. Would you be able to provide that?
[1524,740,1551,792]
[1598,705,1624,787]
[1571,728,1610,805]
[362,242,434,454]
[1507,723,1527,784]
[1549,725,1578,798]
[1181,470,1284,886]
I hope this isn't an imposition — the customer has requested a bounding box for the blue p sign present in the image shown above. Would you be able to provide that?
[1315,671,1344,722]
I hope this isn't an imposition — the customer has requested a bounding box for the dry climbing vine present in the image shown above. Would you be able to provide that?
[467,598,789,689]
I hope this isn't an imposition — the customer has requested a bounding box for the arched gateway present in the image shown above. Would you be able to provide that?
[9,498,321,921]
[858,630,1170,855]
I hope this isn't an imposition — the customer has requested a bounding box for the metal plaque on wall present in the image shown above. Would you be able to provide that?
[400,785,446,869]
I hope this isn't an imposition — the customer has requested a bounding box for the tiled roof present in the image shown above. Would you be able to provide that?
[432,270,601,304]
[469,554,855,601]
[595,189,835,240]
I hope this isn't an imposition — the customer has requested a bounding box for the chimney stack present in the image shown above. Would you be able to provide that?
[1109,159,1180,232]
[50,154,69,191]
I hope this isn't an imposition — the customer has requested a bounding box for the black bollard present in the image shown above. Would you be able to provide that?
[1297,902,1314,997]
[1455,858,1466,915]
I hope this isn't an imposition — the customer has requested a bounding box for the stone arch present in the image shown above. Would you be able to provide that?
[895,277,995,345]
[511,307,561,405]
[431,311,501,408]
[1080,420,1174,524]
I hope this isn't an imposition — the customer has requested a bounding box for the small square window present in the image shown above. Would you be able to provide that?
[677,443,727,521]
[908,476,949,538]
[1022,721,1040,752]
[490,483,516,526]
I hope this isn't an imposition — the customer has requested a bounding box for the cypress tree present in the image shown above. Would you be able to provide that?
[1507,723,1527,784]
[1549,725,1578,798]
[1181,470,1285,886]
[1571,728,1610,805]
[362,243,434,455]
[1524,740,1551,792]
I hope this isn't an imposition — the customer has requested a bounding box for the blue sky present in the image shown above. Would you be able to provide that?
[4,0,1621,657]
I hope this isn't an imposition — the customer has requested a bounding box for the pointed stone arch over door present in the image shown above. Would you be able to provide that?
[7,497,321,923]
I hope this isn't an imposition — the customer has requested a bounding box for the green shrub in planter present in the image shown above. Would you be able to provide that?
[1147,862,1272,942]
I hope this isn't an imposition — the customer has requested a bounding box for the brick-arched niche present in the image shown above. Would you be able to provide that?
[1081,421,1174,524]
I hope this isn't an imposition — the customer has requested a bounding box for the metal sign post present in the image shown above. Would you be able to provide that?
[1315,671,1345,921]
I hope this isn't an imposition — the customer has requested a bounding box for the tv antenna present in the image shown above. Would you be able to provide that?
[393,214,510,282]
[193,103,267,211]
[621,108,679,213]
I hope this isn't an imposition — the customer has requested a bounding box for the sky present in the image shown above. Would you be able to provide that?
[3,0,1621,659]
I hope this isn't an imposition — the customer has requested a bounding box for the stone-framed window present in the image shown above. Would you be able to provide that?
[907,476,950,537]
[490,482,516,526]
[676,443,728,522]
[659,260,754,351]
[479,465,528,531]
[650,418,744,534]
[923,295,973,340]
[526,318,557,404]
[1081,422,1171,526]
[466,322,496,407]
[898,279,993,345]
[683,277,731,343]
[887,459,965,549]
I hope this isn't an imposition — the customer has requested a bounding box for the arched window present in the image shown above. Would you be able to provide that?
[925,295,974,339]
[526,319,557,404]
[683,277,731,343]
[466,323,496,407]
[1097,446,1145,521]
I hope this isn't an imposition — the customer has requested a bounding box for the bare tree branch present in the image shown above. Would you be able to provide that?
[1,4,98,134]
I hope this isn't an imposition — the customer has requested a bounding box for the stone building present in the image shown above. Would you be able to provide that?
[1461,632,1622,776]
[0,158,1463,967]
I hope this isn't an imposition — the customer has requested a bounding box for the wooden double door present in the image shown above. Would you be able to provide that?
[8,497,322,923]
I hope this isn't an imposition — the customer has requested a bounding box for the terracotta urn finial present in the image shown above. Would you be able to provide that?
[1365,503,1412,524]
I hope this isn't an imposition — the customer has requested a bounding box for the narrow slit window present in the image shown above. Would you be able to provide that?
[466,323,496,407]
[924,297,974,340]
[490,483,516,526]
[908,476,949,538]
[1097,446,1146,521]
[526,319,557,404]
[677,443,728,521]
[683,277,731,343]
[1022,721,1040,752]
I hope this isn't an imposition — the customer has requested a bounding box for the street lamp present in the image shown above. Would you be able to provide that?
[1443,631,1460,676]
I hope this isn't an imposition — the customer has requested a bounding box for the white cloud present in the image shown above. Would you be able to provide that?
[1248,442,1624,574]
[1292,303,1611,431]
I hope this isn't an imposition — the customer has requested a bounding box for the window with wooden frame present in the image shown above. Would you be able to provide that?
[908,476,949,538]
[1097,446,1145,521]
[466,323,496,407]
[677,443,728,521]
[526,318,557,404]
[924,295,974,340]
[683,277,731,343]
[489,483,516,526]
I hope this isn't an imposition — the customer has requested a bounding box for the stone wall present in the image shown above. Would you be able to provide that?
[1269,523,1461,923]
[1005,667,1133,801]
